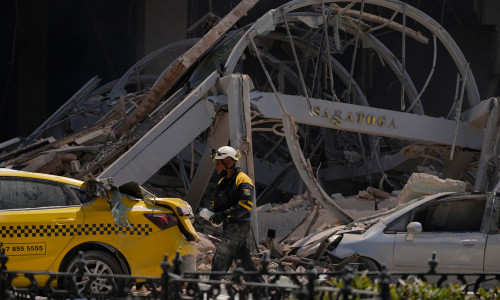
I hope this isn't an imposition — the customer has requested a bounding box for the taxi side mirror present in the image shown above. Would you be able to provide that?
[406,222,422,241]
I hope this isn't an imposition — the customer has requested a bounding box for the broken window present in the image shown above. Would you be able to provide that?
[68,186,92,204]
[0,178,79,209]
[385,212,411,233]
[412,199,486,232]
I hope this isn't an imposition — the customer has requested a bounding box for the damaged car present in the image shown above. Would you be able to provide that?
[0,169,198,296]
[289,183,500,274]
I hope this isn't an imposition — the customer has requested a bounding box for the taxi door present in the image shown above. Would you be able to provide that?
[0,177,85,271]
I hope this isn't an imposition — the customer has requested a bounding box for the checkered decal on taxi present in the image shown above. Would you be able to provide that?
[0,224,152,238]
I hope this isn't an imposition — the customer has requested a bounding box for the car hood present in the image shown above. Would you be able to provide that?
[288,192,457,256]
[290,220,375,250]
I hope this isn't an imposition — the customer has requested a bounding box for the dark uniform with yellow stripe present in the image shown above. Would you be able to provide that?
[209,168,264,282]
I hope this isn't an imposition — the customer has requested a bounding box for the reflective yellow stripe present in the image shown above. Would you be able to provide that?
[236,172,253,186]
[238,201,252,210]
[248,201,253,206]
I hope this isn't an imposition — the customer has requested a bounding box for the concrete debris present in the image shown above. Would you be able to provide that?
[193,232,215,271]
[70,160,81,173]
[398,172,468,204]
[74,128,114,146]
[366,187,391,199]
[263,229,284,258]
[357,190,374,200]
[256,192,399,244]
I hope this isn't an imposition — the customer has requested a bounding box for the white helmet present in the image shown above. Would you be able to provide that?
[211,146,241,161]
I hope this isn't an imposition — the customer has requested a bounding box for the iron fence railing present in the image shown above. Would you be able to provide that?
[1,248,499,300]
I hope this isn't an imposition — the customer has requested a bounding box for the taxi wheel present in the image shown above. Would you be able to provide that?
[65,250,125,297]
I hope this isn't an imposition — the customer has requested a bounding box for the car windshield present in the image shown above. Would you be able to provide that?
[349,195,428,225]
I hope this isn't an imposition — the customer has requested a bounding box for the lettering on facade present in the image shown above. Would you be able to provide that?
[313,106,396,129]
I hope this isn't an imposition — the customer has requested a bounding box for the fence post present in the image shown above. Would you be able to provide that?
[160,254,171,300]
[172,250,183,275]
[340,267,354,298]
[0,245,8,300]
[305,268,317,300]
[231,260,244,284]
[259,252,270,276]
[427,251,438,275]
[378,265,392,300]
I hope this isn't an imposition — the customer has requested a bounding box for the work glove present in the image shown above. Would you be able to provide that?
[209,211,227,225]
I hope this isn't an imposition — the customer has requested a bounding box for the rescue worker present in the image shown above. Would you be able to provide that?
[208,146,265,282]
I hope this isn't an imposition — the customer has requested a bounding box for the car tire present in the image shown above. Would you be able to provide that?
[356,257,380,272]
[64,250,126,297]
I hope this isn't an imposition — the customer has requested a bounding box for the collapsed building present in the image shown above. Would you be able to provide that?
[1,0,500,256]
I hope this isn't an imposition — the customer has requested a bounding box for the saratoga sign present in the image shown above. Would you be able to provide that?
[312,105,397,129]
[245,92,483,150]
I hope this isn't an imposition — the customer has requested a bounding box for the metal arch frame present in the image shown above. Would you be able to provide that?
[224,0,480,108]
[279,0,480,106]
[244,42,368,108]
[260,16,423,113]
[240,18,425,171]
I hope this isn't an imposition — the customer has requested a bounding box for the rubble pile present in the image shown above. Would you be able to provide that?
[193,233,216,272]
[194,172,472,273]
[256,189,399,244]
[397,172,470,203]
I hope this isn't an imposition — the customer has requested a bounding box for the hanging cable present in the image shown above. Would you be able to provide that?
[447,73,462,120]
[346,0,366,102]
[400,2,407,111]
[407,34,437,113]
[450,62,470,160]
[310,2,330,99]
[357,133,372,185]
[281,9,315,116]
[321,3,339,102]
[249,38,288,115]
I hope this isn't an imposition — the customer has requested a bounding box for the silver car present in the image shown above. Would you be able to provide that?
[289,186,500,274]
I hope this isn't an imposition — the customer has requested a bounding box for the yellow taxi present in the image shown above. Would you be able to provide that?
[0,169,198,295]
